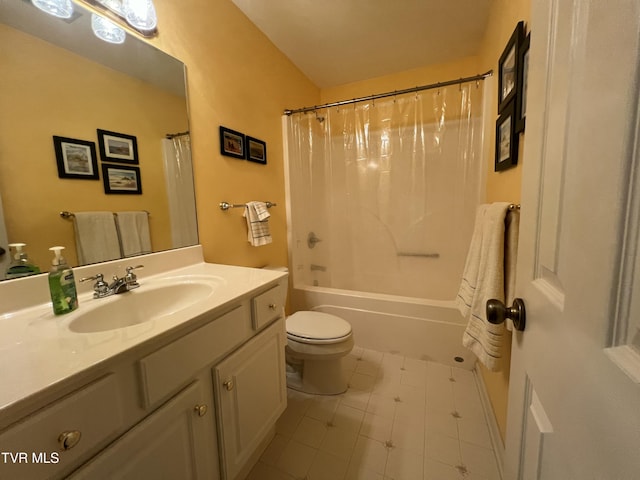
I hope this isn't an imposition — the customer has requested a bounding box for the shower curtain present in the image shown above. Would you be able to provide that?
[286,83,486,301]
[162,135,198,248]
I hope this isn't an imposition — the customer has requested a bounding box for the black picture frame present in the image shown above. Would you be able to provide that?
[245,136,267,164]
[495,99,519,172]
[498,21,524,113]
[53,136,99,180]
[219,126,245,159]
[97,129,139,164]
[515,32,531,134]
[101,163,142,194]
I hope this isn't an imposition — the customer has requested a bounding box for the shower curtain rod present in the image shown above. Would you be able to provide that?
[165,130,190,139]
[283,70,493,116]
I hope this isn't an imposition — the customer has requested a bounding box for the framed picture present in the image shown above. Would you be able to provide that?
[516,32,531,133]
[101,164,142,194]
[495,100,519,171]
[97,129,139,164]
[53,136,99,180]
[219,126,245,159]
[498,21,524,113]
[246,136,267,164]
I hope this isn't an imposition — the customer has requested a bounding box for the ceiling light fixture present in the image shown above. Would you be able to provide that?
[30,0,74,19]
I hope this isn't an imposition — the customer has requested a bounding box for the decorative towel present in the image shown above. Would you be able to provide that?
[115,211,152,257]
[455,202,518,372]
[243,201,272,246]
[73,212,122,265]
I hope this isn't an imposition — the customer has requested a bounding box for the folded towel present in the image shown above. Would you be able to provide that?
[115,211,152,257]
[456,202,517,372]
[243,201,272,246]
[73,212,122,265]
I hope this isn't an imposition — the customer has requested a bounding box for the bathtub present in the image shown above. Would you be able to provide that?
[290,285,477,370]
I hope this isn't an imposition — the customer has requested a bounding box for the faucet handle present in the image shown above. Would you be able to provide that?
[125,264,144,275]
[125,264,144,288]
[80,274,110,297]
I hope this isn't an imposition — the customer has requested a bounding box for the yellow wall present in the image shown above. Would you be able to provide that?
[321,55,481,104]
[477,0,531,443]
[0,24,187,267]
[150,0,319,270]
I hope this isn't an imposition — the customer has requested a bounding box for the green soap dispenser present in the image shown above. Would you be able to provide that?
[6,243,40,279]
[48,246,78,315]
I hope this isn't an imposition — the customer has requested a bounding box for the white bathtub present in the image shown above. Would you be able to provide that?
[290,285,477,370]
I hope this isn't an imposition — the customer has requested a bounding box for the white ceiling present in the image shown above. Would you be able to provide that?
[231,0,492,88]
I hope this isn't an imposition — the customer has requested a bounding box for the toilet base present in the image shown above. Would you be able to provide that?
[285,356,348,395]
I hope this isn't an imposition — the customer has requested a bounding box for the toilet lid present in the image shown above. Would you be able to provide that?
[286,311,352,342]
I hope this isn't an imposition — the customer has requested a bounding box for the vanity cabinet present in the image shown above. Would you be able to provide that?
[214,319,287,480]
[69,376,219,479]
[0,277,286,480]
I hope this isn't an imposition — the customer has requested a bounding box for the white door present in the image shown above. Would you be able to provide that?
[504,0,640,478]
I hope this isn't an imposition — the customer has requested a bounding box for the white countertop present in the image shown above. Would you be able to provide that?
[0,249,286,416]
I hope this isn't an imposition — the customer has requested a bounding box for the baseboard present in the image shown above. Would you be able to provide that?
[473,366,505,480]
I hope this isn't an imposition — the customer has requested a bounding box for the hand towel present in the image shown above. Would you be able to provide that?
[115,211,152,257]
[73,212,122,265]
[243,201,272,246]
[455,202,517,372]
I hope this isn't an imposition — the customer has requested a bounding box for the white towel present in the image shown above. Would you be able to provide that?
[243,201,272,246]
[73,212,122,265]
[115,211,152,257]
[456,202,518,372]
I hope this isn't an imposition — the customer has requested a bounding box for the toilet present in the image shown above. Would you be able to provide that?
[286,310,354,395]
[263,266,355,395]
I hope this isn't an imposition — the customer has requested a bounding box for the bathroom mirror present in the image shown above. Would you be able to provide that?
[0,1,196,279]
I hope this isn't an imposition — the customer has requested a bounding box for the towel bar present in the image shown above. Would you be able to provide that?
[219,201,277,211]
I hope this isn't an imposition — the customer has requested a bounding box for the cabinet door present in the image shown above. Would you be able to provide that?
[70,379,219,480]
[214,319,286,480]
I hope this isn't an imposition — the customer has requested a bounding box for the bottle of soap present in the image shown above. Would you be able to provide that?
[5,243,40,279]
[48,246,78,315]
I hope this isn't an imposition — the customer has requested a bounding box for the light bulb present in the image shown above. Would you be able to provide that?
[91,13,126,44]
[123,0,157,32]
[31,0,74,19]
[96,0,125,16]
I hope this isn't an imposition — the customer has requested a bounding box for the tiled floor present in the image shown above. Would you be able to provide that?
[247,346,502,480]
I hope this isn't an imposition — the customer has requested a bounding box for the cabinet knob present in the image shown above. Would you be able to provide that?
[194,404,208,417]
[58,430,82,450]
[223,379,234,391]
[268,303,277,310]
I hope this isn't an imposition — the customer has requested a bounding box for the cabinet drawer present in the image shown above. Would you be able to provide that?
[0,374,123,479]
[139,303,251,407]
[252,284,284,330]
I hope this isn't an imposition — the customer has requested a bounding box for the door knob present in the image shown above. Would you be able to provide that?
[486,298,526,331]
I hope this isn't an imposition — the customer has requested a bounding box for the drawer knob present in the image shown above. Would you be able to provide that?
[223,379,234,391]
[58,430,82,450]
[194,404,208,417]
[268,303,277,310]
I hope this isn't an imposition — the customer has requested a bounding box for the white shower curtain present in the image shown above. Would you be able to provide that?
[286,83,486,300]
[162,135,198,248]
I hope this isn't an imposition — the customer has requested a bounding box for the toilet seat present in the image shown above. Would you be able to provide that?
[286,311,352,345]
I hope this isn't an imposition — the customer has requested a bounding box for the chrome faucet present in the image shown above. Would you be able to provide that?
[81,265,144,298]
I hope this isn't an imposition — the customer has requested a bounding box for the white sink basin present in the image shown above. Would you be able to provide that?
[68,277,222,333]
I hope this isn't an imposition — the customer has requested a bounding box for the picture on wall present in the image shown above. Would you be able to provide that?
[97,129,139,164]
[219,126,245,159]
[516,32,531,133]
[53,136,99,180]
[246,136,267,164]
[101,164,142,194]
[495,99,519,171]
[498,21,524,113]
